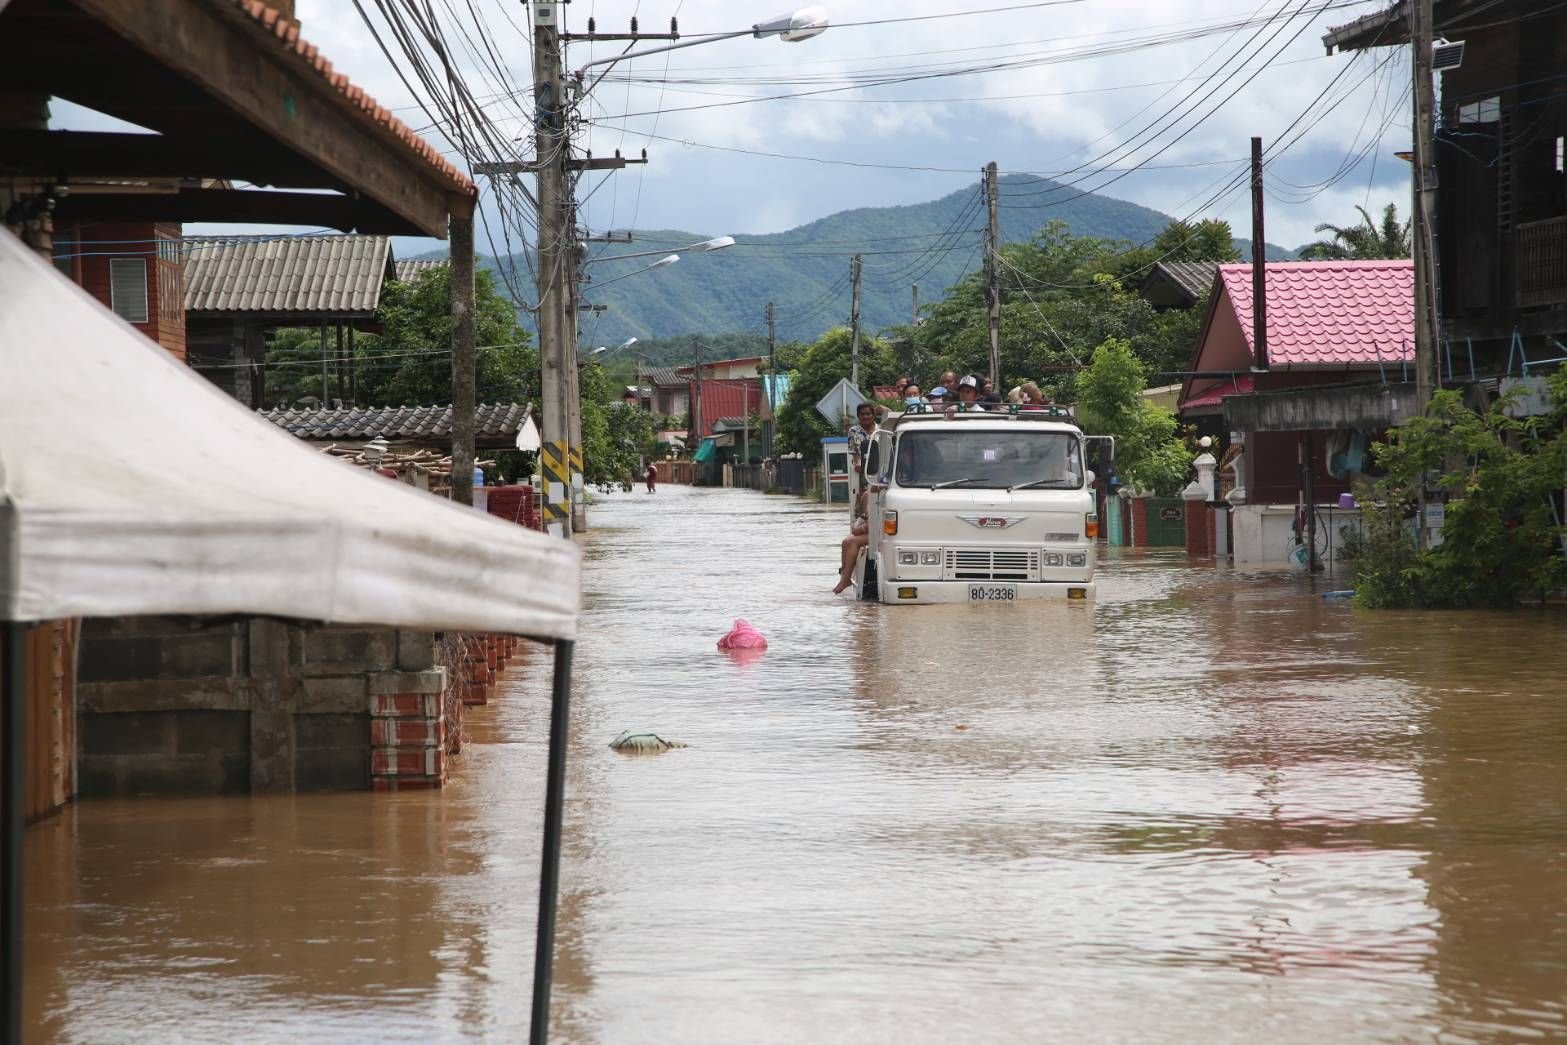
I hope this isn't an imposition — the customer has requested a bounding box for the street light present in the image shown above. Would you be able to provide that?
[584,237,733,265]
[574,7,829,79]
[585,254,679,293]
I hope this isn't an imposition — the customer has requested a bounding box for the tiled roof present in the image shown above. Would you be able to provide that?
[261,402,531,443]
[1150,260,1220,301]
[185,234,395,315]
[235,1,475,195]
[641,366,684,388]
[1180,374,1255,412]
[395,258,447,282]
[1218,260,1413,367]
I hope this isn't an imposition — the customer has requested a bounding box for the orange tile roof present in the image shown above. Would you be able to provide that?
[236,1,476,197]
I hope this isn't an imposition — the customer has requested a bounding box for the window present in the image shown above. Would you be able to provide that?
[1456,96,1500,124]
[893,429,1083,489]
[1557,136,1565,174]
[109,258,149,323]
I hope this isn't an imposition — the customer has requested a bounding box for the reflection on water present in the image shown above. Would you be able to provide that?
[26,486,1567,1042]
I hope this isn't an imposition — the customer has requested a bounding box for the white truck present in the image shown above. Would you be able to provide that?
[852,405,1103,604]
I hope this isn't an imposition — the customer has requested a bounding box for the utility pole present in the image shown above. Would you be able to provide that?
[1250,137,1268,371]
[450,208,477,506]
[532,2,571,536]
[691,337,703,467]
[765,301,777,458]
[1410,0,1441,551]
[849,254,862,388]
[566,206,587,533]
[1411,0,1440,407]
[911,283,919,326]
[742,380,750,467]
[984,160,1002,387]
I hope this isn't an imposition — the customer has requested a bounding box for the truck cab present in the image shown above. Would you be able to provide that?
[855,406,1100,604]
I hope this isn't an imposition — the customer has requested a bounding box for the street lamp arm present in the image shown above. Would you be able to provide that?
[583,255,680,292]
[572,8,828,79]
[584,237,733,266]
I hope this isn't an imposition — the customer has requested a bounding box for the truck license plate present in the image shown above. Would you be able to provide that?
[968,584,1016,602]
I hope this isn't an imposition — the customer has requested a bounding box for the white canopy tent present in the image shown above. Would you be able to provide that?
[0,230,579,1043]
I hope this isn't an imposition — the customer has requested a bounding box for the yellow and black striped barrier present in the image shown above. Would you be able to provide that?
[539,439,571,531]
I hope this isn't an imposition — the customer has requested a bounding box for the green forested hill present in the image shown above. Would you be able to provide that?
[453,175,1294,345]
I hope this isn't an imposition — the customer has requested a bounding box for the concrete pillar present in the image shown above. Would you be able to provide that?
[247,618,298,792]
[1182,483,1211,558]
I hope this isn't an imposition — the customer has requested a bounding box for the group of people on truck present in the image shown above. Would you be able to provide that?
[889,372,1055,413]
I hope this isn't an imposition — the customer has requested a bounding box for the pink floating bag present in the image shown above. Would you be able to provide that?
[716,619,768,651]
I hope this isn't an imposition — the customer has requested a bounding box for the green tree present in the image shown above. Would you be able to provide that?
[262,267,536,409]
[1299,203,1410,260]
[775,326,897,454]
[1345,374,1567,608]
[577,362,659,489]
[1075,337,1194,496]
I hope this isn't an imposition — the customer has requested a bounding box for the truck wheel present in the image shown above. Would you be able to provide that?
[860,555,878,601]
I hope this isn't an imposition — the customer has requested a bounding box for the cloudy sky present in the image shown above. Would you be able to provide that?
[59,0,1413,254]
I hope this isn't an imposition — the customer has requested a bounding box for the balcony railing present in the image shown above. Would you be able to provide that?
[1517,215,1567,308]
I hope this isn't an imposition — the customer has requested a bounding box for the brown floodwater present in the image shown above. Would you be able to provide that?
[23,485,1567,1042]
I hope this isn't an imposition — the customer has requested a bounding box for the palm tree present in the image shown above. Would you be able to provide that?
[1299,203,1410,260]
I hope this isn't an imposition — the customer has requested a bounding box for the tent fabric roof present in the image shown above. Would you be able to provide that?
[0,231,578,638]
[262,402,529,444]
[1216,260,1414,368]
[184,234,396,316]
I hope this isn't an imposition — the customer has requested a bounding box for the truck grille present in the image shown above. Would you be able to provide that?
[944,549,1038,581]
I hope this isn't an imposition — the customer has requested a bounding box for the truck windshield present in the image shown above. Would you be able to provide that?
[893,429,1082,489]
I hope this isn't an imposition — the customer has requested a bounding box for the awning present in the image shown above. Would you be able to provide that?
[0,231,579,639]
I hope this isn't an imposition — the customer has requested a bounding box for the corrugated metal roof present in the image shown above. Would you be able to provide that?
[184,234,395,315]
[260,402,530,443]
[395,258,446,282]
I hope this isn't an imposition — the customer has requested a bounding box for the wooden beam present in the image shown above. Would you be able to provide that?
[63,0,463,237]
[53,188,423,235]
[0,129,342,188]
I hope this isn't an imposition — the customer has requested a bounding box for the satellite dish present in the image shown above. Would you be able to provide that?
[516,415,542,452]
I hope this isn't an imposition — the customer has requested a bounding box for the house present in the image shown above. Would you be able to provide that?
[1138,260,1221,312]
[1324,0,1567,370]
[184,233,403,407]
[56,221,188,359]
[1179,260,1417,565]
[0,0,481,815]
[639,366,689,416]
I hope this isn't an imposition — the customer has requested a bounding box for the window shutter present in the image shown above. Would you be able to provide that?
[109,258,149,323]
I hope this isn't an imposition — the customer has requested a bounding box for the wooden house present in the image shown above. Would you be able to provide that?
[1325,0,1567,367]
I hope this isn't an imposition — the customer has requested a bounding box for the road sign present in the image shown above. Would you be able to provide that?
[815,378,867,429]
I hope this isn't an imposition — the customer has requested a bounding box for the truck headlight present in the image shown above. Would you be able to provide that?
[1067,553,1087,567]
[920,551,941,565]
[898,550,918,565]
[1043,552,1064,567]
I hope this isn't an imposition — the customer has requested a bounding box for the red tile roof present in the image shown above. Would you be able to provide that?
[236,2,476,196]
[1180,374,1255,412]
[1218,260,1413,368]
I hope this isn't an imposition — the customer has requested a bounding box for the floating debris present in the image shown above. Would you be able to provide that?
[609,730,688,755]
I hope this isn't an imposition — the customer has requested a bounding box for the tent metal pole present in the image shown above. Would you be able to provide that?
[529,638,574,1045]
[1,622,25,1045]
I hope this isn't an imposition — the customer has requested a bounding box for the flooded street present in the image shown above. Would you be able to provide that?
[24,485,1567,1043]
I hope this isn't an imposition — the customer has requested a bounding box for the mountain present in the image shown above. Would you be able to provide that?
[447,175,1296,345]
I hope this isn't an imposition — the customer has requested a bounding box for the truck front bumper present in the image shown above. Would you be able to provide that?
[877,579,1096,604]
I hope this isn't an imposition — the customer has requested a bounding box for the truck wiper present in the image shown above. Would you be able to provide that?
[929,477,988,489]
[1009,478,1076,491]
